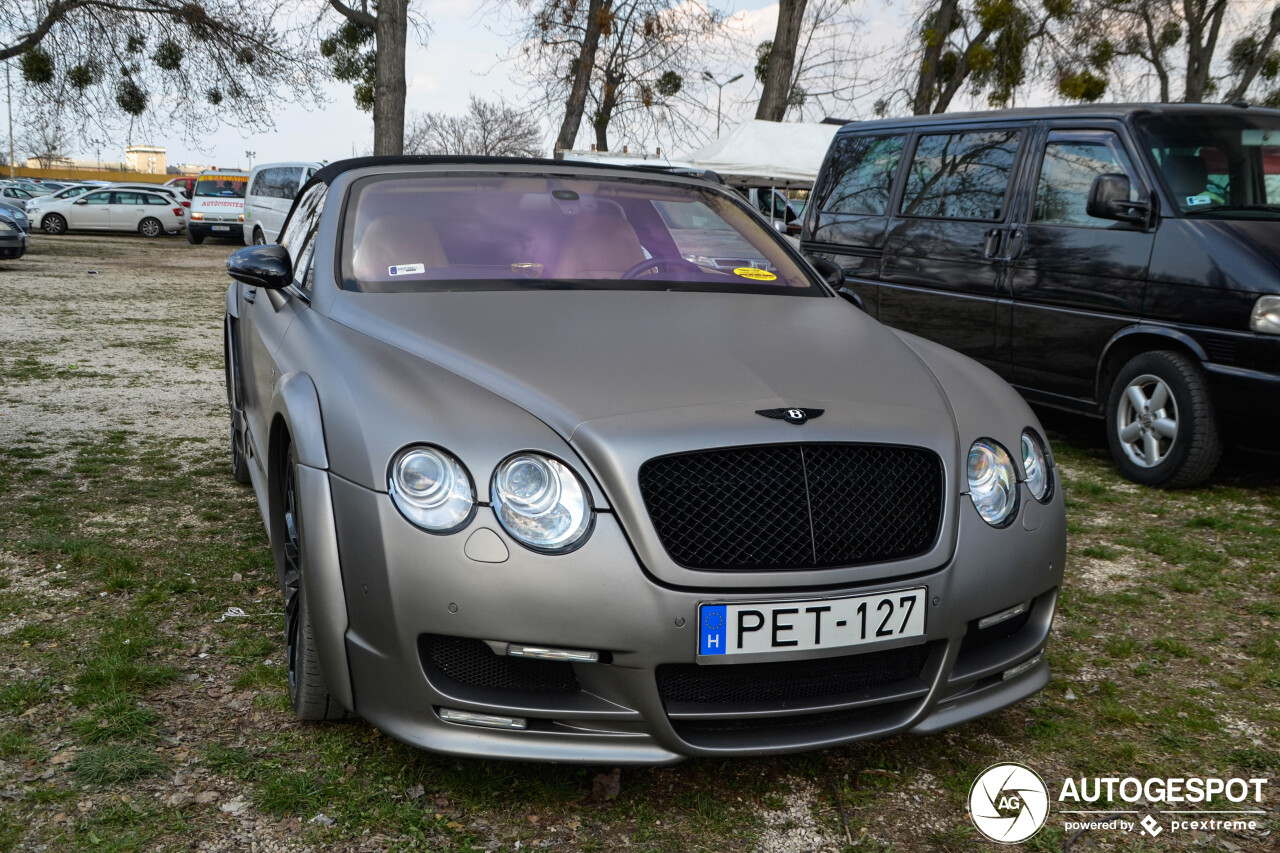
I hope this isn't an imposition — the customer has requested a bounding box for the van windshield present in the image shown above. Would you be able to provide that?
[1135,112,1280,218]
[195,176,247,199]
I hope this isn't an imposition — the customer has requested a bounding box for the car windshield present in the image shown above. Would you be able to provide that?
[1135,112,1280,218]
[194,176,247,199]
[342,173,818,294]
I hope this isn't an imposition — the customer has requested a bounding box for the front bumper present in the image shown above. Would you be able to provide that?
[322,472,1065,763]
[189,219,241,239]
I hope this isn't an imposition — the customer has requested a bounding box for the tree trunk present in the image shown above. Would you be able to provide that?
[1182,0,1229,102]
[555,0,608,155]
[912,0,960,115]
[756,0,808,121]
[372,0,409,155]
[592,67,624,152]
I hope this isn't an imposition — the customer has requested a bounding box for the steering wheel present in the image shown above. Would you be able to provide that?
[620,257,703,280]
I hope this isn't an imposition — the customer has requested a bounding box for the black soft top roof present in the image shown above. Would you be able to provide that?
[309,155,722,187]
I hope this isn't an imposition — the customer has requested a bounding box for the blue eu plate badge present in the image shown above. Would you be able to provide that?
[700,605,727,655]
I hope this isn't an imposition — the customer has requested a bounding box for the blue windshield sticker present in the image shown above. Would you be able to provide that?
[700,605,727,655]
[1185,195,1213,207]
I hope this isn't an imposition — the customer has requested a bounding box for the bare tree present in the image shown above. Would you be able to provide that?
[20,112,66,168]
[756,0,807,120]
[0,0,325,147]
[739,0,877,123]
[404,96,544,156]
[505,0,723,154]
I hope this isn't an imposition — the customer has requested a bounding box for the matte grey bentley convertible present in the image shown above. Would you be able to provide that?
[223,157,1066,763]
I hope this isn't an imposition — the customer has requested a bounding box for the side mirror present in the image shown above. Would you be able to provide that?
[227,244,293,290]
[73,199,87,206]
[808,254,848,289]
[1087,174,1150,225]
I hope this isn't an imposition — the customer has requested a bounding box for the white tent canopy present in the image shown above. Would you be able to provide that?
[680,120,842,188]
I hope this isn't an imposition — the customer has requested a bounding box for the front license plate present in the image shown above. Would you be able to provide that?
[211,225,231,232]
[699,588,926,656]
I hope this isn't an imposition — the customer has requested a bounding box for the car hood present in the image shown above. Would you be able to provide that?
[330,289,965,587]
[329,289,957,440]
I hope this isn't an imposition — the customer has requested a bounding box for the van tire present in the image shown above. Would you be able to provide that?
[1105,350,1221,488]
[253,227,266,245]
[187,229,204,245]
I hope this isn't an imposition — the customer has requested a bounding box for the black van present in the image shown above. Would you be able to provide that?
[802,103,1280,487]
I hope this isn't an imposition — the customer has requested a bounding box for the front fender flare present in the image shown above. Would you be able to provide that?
[268,373,354,712]
[270,373,330,470]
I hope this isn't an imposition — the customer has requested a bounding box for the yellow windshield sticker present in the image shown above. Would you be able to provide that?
[734,267,777,281]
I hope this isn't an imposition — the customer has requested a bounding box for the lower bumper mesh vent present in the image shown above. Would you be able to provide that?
[420,634,580,694]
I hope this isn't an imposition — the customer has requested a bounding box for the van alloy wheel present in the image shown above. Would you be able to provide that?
[1105,350,1221,488]
[1116,373,1177,469]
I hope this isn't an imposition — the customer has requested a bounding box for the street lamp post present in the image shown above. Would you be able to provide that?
[245,150,256,168]
[703,71,743,138]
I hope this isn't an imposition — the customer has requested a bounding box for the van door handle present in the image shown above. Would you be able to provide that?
[982,228,1002,259]
[1002,229,1026,261]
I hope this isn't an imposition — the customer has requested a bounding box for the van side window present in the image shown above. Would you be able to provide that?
[817,135,904,215]
[1033,132,1140,227]
[902,130,1020,220]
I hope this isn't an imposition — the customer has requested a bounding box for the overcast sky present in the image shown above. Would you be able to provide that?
[161,0,806,168]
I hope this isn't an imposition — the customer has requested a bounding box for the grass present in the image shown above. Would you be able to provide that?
[0,234,1276,852]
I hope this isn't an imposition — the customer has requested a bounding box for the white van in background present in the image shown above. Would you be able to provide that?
[242,162,322,245]
[188,170,249,244]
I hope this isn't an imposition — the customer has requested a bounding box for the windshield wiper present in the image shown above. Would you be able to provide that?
[1185,203,1280,215]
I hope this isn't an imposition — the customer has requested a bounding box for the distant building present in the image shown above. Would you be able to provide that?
[125,145,166,174]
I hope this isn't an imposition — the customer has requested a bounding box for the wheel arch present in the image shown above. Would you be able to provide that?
[266,375,354,713]
[1096,325,1208,409]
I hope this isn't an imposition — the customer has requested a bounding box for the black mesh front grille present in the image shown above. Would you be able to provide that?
[961,609,1032,652]
[657,644,930,706]
[639,444,943,571]
[420,635,580,694]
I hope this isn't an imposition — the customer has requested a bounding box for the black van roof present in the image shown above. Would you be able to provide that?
[833,102,1280,133]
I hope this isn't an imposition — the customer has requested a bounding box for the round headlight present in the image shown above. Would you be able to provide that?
[388,446,475,532]
[1021,430,1052,503]
[492,453,593,552]
[967,439,1018,527]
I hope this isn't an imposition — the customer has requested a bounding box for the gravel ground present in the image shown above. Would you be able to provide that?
[0,233,235,457]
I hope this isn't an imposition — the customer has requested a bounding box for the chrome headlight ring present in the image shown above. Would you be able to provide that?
[491,452,594,553]
[967,438,1019,527]
[388,445,477,534]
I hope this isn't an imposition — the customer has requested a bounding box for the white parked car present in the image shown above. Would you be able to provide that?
[24,184,98,214]
[34,188,186,237]
[242,161,321,244]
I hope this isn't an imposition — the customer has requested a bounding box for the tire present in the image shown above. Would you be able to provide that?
[187,229,204,245]
[138,217,163,238]
[275,442,347,721]
[1105,350,1222,488]
[41,213,66,235]
[253,227,266,245]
